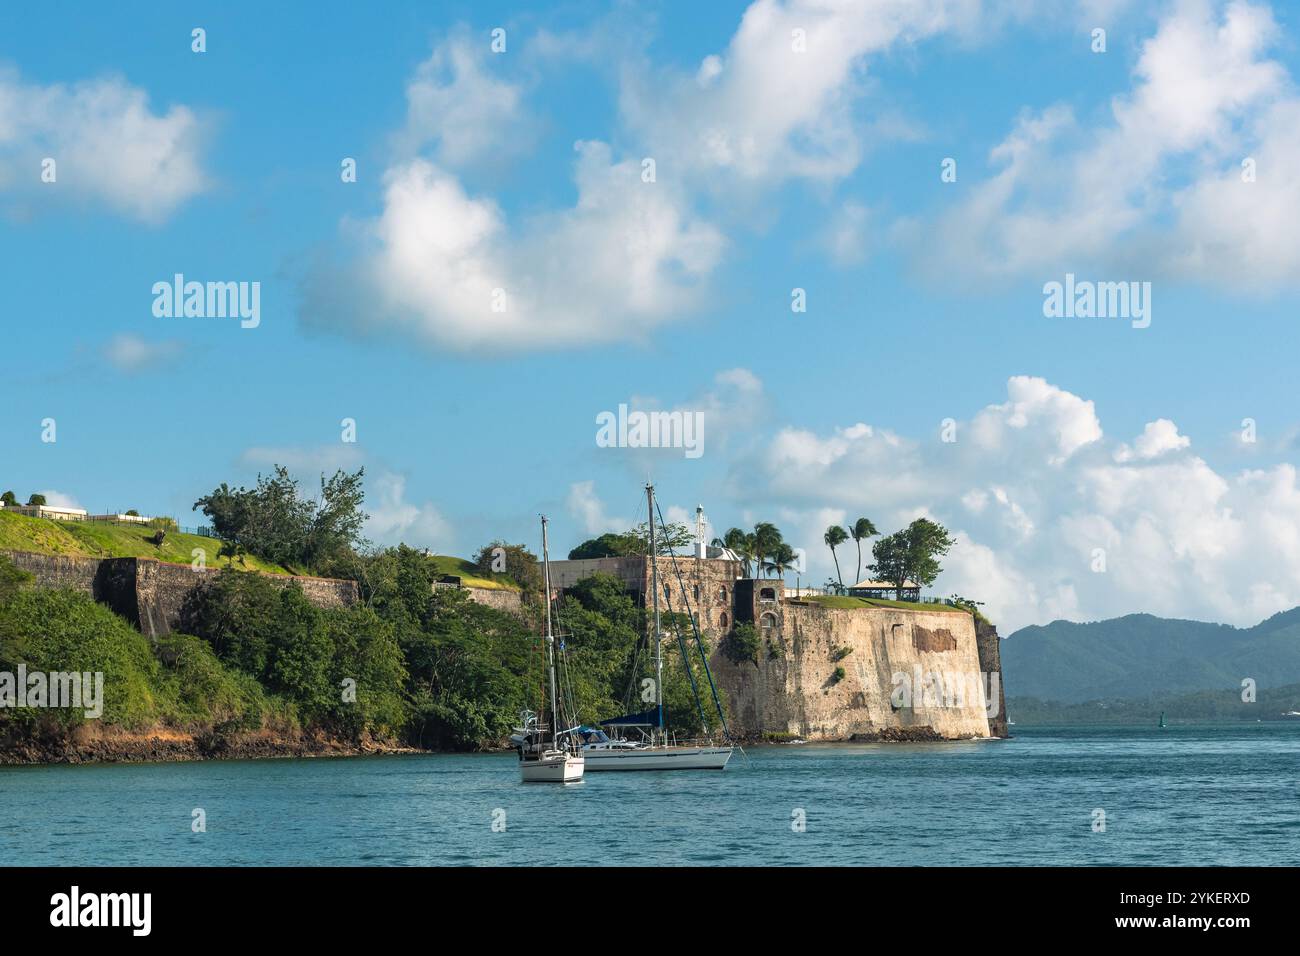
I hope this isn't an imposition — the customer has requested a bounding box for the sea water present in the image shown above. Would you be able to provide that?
[2,724,1296,866]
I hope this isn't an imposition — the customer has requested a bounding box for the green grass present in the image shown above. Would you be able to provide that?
[799,594,966,614]
[0,510,293,575]
[426,554,520,591]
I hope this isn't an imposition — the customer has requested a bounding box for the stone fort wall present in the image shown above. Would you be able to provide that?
[2,550,358,640]
[545,555,1004,741]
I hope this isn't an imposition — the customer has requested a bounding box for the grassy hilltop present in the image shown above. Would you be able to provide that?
[0,510,292,575]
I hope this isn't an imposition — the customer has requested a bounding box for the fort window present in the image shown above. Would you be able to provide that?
[760,612,778,635]
[719,611,729,629]
[693,584,700,601]
[719,585,728,601]
[759,587,776,603]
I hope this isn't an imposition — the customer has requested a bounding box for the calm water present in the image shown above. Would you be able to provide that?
[2,724,1297,866]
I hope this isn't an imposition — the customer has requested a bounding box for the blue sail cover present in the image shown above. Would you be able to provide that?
[600,708,662,727]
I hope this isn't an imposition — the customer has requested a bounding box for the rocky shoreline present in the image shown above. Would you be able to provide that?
[0,724,420,766]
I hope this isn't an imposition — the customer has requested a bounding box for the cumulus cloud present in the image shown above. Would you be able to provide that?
[0,68,209,222]
[736,375,1300,631]
[1115,418,1191,461]
[306,142,723,351]
[364,472,452,548]
[398,35,530,167]
[911,1,1300,287]
[621,0,982,192]
[566,480,633,536]
[303,2,997,352]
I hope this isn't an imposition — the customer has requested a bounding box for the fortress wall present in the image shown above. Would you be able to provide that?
[4,551,100,597]
[2,550,359,640]
[712,603,998,741]
[975,618,1009,737]
[463,586,523,614]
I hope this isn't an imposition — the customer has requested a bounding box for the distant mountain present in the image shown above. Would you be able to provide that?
[1001,607,1300,703]
[1008,684,1300,725]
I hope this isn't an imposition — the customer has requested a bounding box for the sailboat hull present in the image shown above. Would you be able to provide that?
[520,754,585,783]
[582,745,733,771]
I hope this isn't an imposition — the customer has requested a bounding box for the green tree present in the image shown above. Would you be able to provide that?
[823,525,848,588]
[712,527,756,577]
[26,493,46,507]
[763,542,798,579]
[627,520,695,555]
[193,465,367,572]
[850,517,879,586]
[472,540,542,595]
[1,490,17,506]
[722,622,760,665]
[567,532,641,559]
[752,522,784,579]
[870,518,955,599]
[321,604,408,738]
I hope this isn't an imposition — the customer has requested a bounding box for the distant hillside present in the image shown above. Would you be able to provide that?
[1002,607,1300,702]
[1008,683,1300,725]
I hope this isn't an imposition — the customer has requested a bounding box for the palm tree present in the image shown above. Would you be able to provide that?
[752,522,782,579]
[850,517,879,587]
[824,525,848,590]
[740,532,757,578]
[715,527,756,577]
[764,542,797,580]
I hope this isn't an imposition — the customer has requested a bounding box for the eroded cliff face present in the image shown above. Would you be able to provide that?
[711,603,1002,741]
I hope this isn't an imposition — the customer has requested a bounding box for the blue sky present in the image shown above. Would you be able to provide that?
[4,0,1300,630]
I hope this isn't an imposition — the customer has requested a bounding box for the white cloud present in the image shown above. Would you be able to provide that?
[34,490,83,510]
[566,480,632,536]
[364,473,452,548]
[0,69,209,222]
[308,143,724,351]
[621,0,982,192]
[102,334,183,373]
[914,1,1300,287]
[735,375,1300,631]
[399,36,529,167]
[1115,418,1191,461]
[304,1,997,352]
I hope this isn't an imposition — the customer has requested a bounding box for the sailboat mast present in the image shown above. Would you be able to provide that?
[541,514,560,742]
[647,483,663,733]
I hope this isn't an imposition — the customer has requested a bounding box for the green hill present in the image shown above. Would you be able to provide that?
[425,554,520,591]
[1002,608,1300,703]
[0,510,292,575]
[1008,683,1300,725]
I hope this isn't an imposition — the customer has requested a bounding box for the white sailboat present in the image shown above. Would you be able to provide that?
[511,515,584,783]
[580,483,735,772]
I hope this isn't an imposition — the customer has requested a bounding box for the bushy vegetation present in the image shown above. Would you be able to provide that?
[722,622,761,666]
[470,541,541,596]
[193,465,366,572]
[2,474,737,751]
[567,521,694,559]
